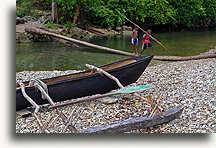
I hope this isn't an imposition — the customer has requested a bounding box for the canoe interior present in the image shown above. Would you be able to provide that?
[43,59,137,84]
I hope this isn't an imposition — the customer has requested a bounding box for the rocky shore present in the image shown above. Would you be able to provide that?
[16,17,131,43]
[16,57,215,133]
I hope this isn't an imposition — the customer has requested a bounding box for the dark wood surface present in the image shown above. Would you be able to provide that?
[80,106,184,133]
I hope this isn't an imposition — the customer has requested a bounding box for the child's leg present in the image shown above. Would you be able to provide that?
[131,39,135,53]
[148,43,154,55]
[140,44,147,54]
[135,44,139,55]
[150,47,154,55]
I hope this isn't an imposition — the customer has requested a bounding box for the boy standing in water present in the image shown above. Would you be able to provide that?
[141,29,156,55]
[131,26,139,55]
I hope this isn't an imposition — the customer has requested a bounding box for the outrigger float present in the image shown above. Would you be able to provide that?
[16,56,183,133]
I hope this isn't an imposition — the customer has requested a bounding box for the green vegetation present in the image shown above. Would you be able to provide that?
[16,0,36,17]
[44,22,58,28]
[16,0,216,29]
[64,21,77,28]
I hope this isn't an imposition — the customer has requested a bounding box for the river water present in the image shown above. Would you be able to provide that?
[16,30,215,72]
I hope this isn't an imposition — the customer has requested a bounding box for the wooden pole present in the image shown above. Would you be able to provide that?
[154,54,216,61]
[49,91,115,109]
[115,9,173,56]
[51,36,80,47]
[49,64,162,116]
[30,79,78,133]
[25,26,134,56]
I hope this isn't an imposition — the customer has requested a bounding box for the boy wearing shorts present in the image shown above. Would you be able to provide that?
[131,26,139,55]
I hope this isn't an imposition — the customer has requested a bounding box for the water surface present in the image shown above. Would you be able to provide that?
[16,30,215,72]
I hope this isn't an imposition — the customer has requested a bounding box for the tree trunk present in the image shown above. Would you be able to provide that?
[77,25,105,36]
[24,26,134,56]
[52,1,59,24]
[72,3,81,24]
[50,37,80,48]
[154,54,216,61]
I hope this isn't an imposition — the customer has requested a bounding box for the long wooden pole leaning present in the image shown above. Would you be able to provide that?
[25,27,134,56]
[116,9,173,56]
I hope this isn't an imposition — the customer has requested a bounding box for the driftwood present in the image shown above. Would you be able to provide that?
[77,25,106,36]
[51,36,80,48]
[24,26,134,56]
[154,54,215,61]
[80,106,184,133]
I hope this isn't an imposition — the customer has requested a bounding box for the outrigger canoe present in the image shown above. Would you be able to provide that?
[16,55,154,110]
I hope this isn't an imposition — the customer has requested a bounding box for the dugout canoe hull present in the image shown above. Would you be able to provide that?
[16,55,154,110]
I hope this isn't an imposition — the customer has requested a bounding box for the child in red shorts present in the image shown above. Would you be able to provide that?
[141,29,156,55]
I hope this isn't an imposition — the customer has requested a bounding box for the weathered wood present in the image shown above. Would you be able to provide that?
[154,54,215,61]
[49,64,154,110]
[19,82,40,113]
[85,64,124,88]
[80,106,184,133]
[51,36,80,47]
[85,64,162,115]
[25,26,134,56]
[77,25,105,36]
[30,79,78,133]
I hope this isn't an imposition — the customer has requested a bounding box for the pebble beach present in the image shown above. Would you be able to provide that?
[16,57,215,133]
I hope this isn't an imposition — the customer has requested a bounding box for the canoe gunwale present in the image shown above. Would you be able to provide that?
[48,55,153,85]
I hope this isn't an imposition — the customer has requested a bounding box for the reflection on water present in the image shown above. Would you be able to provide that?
[16,30,215,72]
[16,42,127,72]
[88,30,215,56]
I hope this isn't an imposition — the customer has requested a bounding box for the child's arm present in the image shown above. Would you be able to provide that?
[131,30,135,38]
[149,35,156,40]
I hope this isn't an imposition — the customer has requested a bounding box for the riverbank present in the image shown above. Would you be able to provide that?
[16,57,215,133]
[16,21,126,43]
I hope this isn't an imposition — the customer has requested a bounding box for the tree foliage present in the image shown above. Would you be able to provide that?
[16,0,216,29]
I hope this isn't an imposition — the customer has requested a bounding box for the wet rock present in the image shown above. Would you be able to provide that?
[16,17,25,25]
[115,26,122,31]
[36,16,53,24]
[123,26,132,31]
[60,27,94,39]
[16,16,37,25]
[98,96,119,104]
